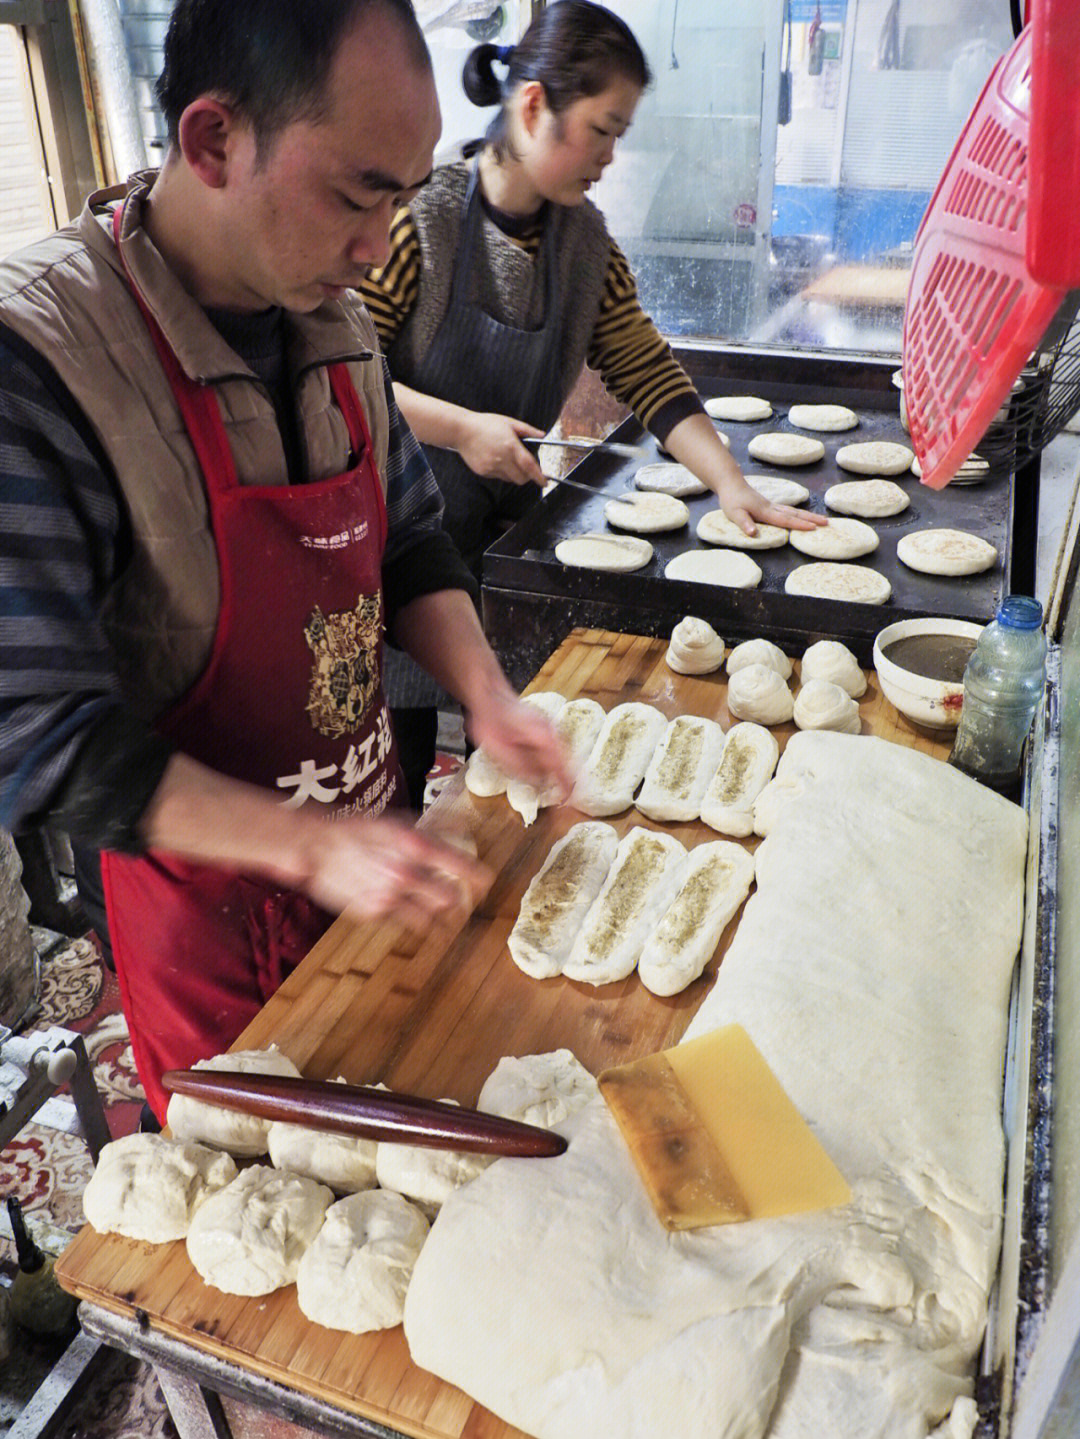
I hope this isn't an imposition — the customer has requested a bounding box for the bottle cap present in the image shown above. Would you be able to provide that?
[996,596,1043,630]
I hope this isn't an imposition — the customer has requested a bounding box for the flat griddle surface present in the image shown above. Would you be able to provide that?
[483,356,1013,663]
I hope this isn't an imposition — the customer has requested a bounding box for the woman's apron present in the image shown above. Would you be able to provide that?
[101,206,405,1121]
[384,168,577,709]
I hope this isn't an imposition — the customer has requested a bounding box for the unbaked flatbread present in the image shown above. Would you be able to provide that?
[699,722,779,838]
[835,441,914,475]
[785,562,892,604]
[747,432,826,467]
[636,714,726,823]
[634,463,710,497]
[555,533,653,572]
[664,550,762,589]
[824,479,910,518]
[704,395,774,422]
[789,517,879,560]
[572,702,670,817]
[787,403,858,432]
[696,509,788,550]
[896,529,998,576]
[636,841,756,997]
[745,474,810,506]
[604,492,688,533]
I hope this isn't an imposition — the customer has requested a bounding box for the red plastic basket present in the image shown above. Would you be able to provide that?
[902,0,1080,489]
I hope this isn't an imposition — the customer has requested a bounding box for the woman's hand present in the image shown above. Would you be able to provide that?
[457,412,547,486]
[719,483,830,536]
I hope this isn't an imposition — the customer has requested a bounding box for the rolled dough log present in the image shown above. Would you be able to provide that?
[572,702,671,816]
[507,697,606,826]
[507,821,620,979]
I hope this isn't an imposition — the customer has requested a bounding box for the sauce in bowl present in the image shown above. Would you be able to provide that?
[879,633,978,683]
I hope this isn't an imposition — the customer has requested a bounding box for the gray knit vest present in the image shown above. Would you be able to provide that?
[385,159,611,403]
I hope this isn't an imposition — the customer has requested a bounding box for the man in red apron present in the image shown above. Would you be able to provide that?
[0,0,570,1121]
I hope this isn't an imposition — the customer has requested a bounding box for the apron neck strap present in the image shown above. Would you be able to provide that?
[111,202,239,490]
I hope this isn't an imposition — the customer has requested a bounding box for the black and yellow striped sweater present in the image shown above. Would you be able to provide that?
[360,198,705,442]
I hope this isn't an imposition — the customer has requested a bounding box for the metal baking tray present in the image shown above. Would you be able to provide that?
[482,350,1017,673]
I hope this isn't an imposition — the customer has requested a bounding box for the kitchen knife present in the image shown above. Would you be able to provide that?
[161,1069,568,1158]
[522,436,647,460]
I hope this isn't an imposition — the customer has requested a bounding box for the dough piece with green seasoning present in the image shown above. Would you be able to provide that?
[636,714,725,823]
[572,701,671,816]
[637,841,756,996]
[563,826,687,985]
[507,821,620,979]
[699,722,780,837]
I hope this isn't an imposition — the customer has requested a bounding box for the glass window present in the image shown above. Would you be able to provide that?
[597,0,1016,356]
[0,23,55,253]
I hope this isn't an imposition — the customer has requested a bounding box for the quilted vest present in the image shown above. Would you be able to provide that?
[0,171,392,720]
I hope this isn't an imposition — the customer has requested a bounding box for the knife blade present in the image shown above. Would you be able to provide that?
[523,436,647,460]
[161,1070,568,1158]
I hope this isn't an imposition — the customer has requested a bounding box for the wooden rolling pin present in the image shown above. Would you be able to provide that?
[161,1070,568,1158]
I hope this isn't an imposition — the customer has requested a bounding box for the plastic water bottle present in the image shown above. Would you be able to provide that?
[948,596,1047,790]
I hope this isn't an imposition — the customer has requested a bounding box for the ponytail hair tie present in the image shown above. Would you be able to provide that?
[496,43,515,63]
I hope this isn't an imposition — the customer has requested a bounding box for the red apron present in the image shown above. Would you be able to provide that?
[101,205,405,1120]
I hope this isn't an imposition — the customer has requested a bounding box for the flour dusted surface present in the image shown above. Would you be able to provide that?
[405,733,1027,1439]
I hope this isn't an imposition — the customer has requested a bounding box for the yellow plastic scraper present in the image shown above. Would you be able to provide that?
[598,1025,851,1231]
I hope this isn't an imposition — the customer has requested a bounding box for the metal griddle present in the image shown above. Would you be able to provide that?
[482,349,1021,687]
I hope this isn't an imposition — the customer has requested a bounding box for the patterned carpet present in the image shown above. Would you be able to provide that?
[0,747,464,1438]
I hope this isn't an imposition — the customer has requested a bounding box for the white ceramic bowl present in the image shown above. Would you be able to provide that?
[873,616,984,729]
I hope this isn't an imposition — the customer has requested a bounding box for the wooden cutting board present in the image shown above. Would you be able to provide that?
[56,628,952,1439]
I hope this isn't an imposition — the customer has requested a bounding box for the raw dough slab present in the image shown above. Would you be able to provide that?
[637,841,756,997]
[604,492,689,533]
[789,517,879,560]
[405,733,1028,1439]
[696,510,789,550]
[704,395,774,422]
[745,474,810,506]
[748,432,826,466]
[664,549,763,589]
[634,463,710,497]
[555,533,653,572]
[897,529,999,576]
[785,562,892,604]
[787,403,859,432]
[507,821,619,978]
[824,479,910,518]
[835,441,914,475]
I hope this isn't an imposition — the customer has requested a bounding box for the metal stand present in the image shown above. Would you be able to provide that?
[0,1025,111,1165]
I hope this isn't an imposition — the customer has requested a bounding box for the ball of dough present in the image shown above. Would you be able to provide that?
[800,640,867,698]
[726,664,794,725]
[793,679,862,734]
[296,1189,429,1334]
[376,1101,493,1212]
[166,1045,302,1157]
[186,1164,334,1295]
[267,1079,379,1193]
[666,616,725,675]
[477,1050,598,1129]
[82,1133,238,1242]
[726,639,792,680]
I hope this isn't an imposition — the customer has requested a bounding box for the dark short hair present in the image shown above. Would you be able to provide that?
[156,0,430,152]
[463,1,650,156]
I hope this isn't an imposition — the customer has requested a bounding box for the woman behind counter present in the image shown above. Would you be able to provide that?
[361,0,820,805]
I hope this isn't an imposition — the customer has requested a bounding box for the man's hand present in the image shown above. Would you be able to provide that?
[293,810,492,931]
[457,413,546,486]
[467,689,574,798]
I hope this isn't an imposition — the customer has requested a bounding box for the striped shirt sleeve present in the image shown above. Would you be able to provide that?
[586,239,704,439]
[359,208,423,350]
[0,329,171,847]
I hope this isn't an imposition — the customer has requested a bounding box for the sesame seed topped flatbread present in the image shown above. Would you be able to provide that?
[633,463,710,497]
[747,433,826,467]
[785,562,892,604]
[835,441,914,475]
[788,516,880,560]
[787,403,859,432]
[896,529,999,576]
[824,479,910,518]
[604,492,689,534]
[696,510,788,549]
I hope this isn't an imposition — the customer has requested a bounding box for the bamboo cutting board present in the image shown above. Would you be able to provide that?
[56,628,952,1439]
